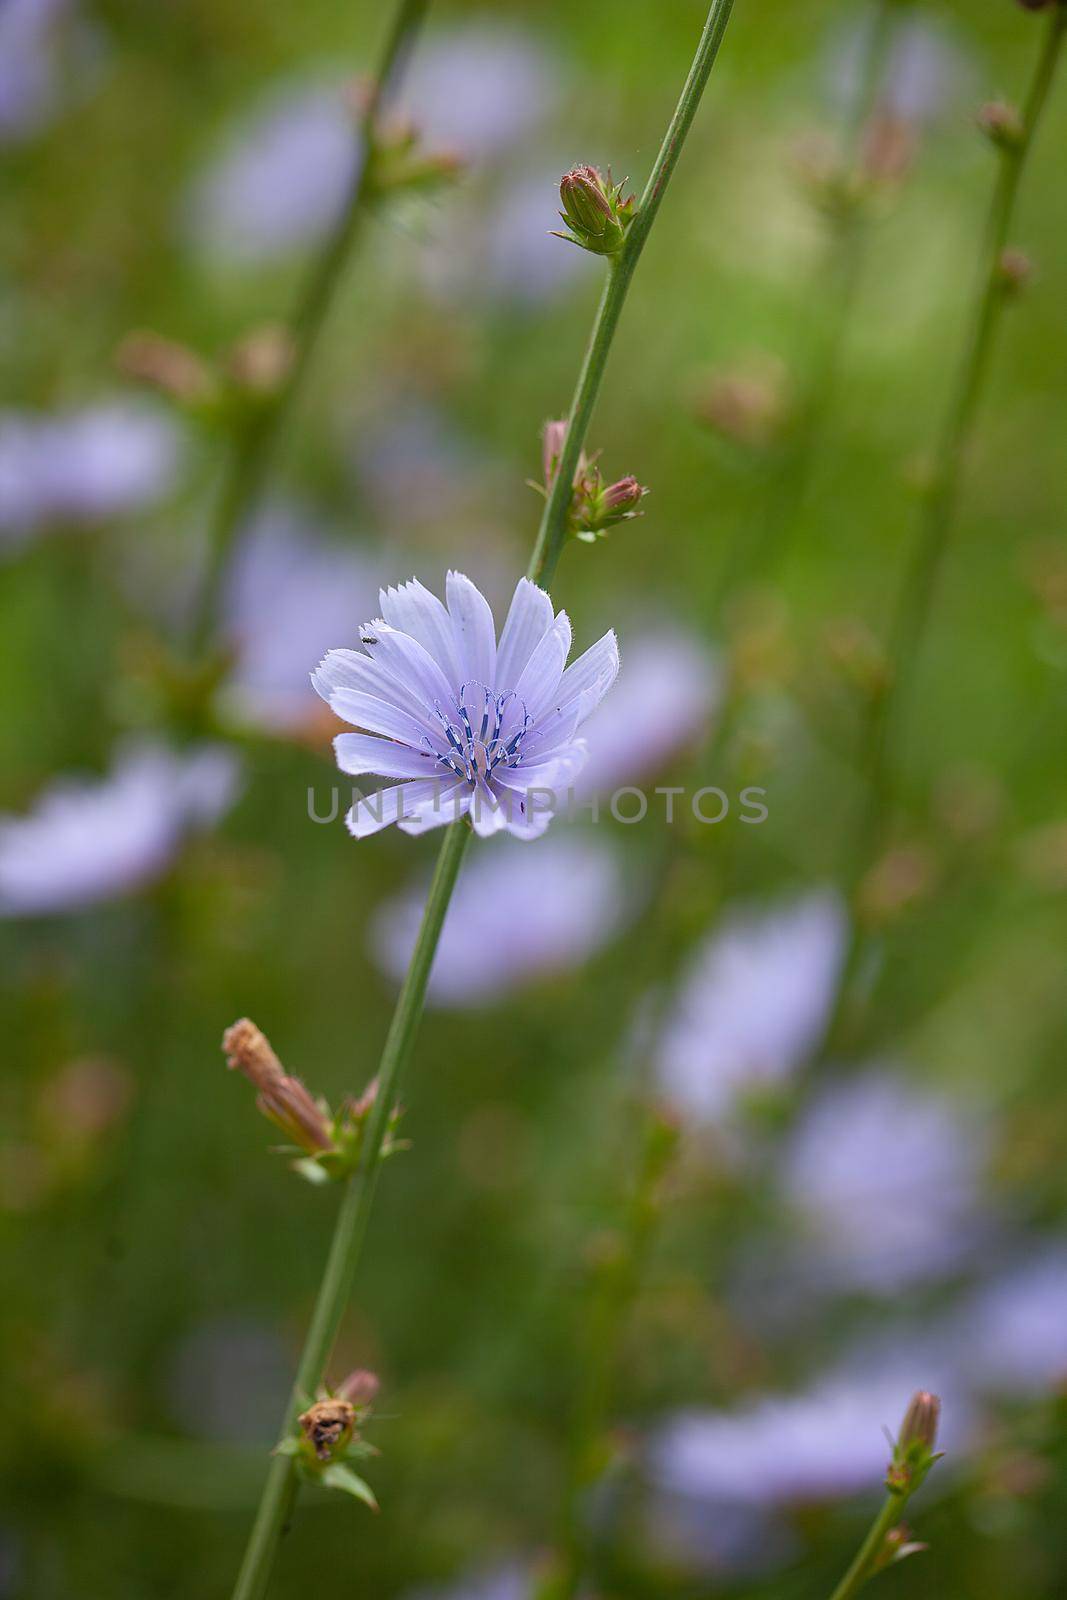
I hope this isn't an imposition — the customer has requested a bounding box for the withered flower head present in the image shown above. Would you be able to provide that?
[222,1018,332,1153]
[299,1397,355,1462]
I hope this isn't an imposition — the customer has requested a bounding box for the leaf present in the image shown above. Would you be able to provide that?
[320,1463,379,1512]
[272,1436,301,1458]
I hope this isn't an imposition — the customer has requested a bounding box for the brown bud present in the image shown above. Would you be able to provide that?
[299,1397,355,1462]
[227,325,296,397]
[222,1018,332,1153]
[336,1369,380,1408]
[601,475,645,515]
[117,330,215,407]
[977,100,1025,149]
[998,247,1033,292]
[899,1390,941,1452]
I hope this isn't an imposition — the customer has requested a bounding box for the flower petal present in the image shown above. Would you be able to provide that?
[396,780,471,836]
[513,611,571,723]
[345,778,454,840]
[494,741,588,799]
[494,577,555,691]
[446,570,497,689]
[312,648,438,735]
[334,733,440,780]
[556,629,620,721]
[328,688,440,748]
[378,578,464,691]
[359,622,457,711]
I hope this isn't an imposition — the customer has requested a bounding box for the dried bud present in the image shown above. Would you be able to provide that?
[998,247,1033,293]
[227,325,296,399]
[336,1369,380,1408]
[861,113,918,187]
[222,1018,332,1154]
[977,100,1025,149]
[899,1391,941,1452]
[117,330,216,408]
[554,164,634,256]
[299,1397,355,1462]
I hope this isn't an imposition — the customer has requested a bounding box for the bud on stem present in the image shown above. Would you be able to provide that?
[222,1018,332,1154]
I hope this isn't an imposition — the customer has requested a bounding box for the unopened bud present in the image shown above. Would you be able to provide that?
[336,1369,380,1408]
[222,1018,332,1154]
[899,1390,941,1452]
[977,100,1025,149]
[542,418,569,487]
[299,1397,355,1462]
[998,247,1033,293]
[601,475,644,515]
[554,164,634,256]
[227,325,296,399]
[117,330,216,408]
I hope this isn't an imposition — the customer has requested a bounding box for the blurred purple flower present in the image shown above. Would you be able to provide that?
[223,504,380,735]
[372,835,628,1006]
[0,742,240,916]
[186,78,360,264]
[575,629,719,798]
[782,1068,989,1294]
[829,11,972,130]
[313,573,619,840]
[407,1566,530,1600]
[655,893,846,1122]
[348,401,480,527]
[166,1315,292,1446]
[0,401,182,551]
[955,1246,1067,1396]
[650,1343,970,1514]
[399,24,559,161]
[0,0,99,144]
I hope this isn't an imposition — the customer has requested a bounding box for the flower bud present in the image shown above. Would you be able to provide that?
[542,418,569,486]
[117,330,216,409]
[226,325,296,399]
[336,1369,380,1408]
[899,1390,941,1452]
[299,1397,356,1462]
[998,247,1033,293]
[554,164,634,256]
[222,1018,332,1154]
[601,475,645,516]
[977,100,1025,149]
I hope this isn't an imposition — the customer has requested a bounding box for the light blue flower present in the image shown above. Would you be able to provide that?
[313,573,619,840]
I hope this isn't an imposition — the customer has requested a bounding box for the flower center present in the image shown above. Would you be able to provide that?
[428,683,530,789]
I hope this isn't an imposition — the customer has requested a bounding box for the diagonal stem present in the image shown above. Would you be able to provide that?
[229,4,740,1593]
[827,1489,911,1600]
[189,0,432,657]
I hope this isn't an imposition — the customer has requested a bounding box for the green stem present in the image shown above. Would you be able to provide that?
[231,821,470,1600]
[821,4,1066,1061]
[827,1490,909,1600]
[189,0,431,657]
[231,5,739,1590]
[527,0,737,589]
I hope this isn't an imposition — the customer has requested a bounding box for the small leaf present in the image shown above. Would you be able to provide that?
[320,1463,379,1511]
[272,1436,301,1458]
[891,1541,929,1566]
[291,1157,330,1186]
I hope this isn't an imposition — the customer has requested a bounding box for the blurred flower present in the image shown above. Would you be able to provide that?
[371,835,629,1006]
[37,1056,133,1146]
[655,892,847,1123]
[222,503,380,735]
[828,12,971,132]
[186,78,361,264]
[313,573,619,839]
[650,1344,969,1513]
[575,630,719,798]
[781,1069,989,1294]
[348,401,480,526]
[398,24,558,161]
[697,357,790,451]
[406,1565,531,1600]
[955,1246,1067,1395]
[0,401,182,552]
[0,0,100,144]
[0,742,240,916]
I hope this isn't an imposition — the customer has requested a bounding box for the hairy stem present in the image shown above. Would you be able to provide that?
[190,0,431,656]
[527,0,737,588]
[823,4,1066,1059]
[827,1490,910,1600]
[231,819,470,1600]
[231,4,739,1591]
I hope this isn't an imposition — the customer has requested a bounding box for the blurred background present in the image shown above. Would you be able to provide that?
[3,0,1067,1595]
